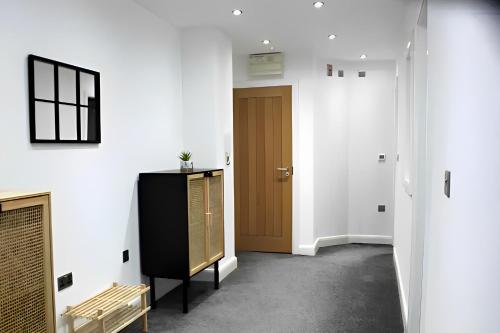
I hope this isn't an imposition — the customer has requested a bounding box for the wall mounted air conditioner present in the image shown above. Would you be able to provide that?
[248,52,284,76]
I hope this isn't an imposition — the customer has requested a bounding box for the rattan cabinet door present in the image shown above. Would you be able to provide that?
[187,175,208,276]
[0,194,55,333]
[208,171,224,263]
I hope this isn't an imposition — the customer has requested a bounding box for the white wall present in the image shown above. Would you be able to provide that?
[346,61,396,237]
[392,1,423,325]
[313,67,349,238]
[234,53,397,253]
[421,1,500,331]
[0,1,234,332]
[313,60,396,240]
[181,27,236,271]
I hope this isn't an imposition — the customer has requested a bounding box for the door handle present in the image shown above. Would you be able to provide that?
[277,167,290,177]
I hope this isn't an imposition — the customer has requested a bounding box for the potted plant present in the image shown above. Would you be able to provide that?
[179,151,193,172]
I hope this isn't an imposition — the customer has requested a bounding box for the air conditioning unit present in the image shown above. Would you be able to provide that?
[248,52,284,76]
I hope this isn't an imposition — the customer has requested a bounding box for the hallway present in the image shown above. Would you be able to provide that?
[126,245,403,332]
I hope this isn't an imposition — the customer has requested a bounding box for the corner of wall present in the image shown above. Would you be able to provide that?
[393,247,409,328]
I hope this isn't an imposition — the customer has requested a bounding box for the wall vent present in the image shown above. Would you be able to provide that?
[358,71,366,78]
[248,52,284,76]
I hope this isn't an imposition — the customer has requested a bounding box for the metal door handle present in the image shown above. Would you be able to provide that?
[277,167,290,177]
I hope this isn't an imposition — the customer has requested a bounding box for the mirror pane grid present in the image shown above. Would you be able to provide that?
[34,61,54,101]
[34,101,56,140]
[58,67,76,104]
[59,105,77,140]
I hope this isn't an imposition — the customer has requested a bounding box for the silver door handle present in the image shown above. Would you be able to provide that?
[277,167,290,177]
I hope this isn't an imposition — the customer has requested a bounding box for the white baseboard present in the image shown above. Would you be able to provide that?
[193,256,238,282]
[348,234,393,245]
[297,241,319,256]
[317,235,350,247]
[393,248,408,328]
[296,234,393,256]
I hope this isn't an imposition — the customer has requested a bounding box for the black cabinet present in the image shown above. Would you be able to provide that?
[138,169,224,313]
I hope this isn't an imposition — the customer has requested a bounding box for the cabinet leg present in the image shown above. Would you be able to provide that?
[182,278,189,313]
[214,261,219,290]
[149,276,156,310]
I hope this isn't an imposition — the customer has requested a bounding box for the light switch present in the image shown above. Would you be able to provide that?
[444,170,451,198]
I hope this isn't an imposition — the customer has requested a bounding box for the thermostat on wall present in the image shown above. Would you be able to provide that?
[378,153,386,161]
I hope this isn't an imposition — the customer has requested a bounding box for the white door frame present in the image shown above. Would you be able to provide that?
[407,1,428,332]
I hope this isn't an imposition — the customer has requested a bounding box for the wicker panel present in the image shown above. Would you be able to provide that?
[188,177,206,274]
[0,205,48,333]
[208,175,224,261]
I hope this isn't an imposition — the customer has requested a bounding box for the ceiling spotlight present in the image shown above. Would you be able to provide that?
[262,39,271,45]
[232,9,243,16]
[313,1,324,8]
[328,34,337,40]
[360,54,367,60]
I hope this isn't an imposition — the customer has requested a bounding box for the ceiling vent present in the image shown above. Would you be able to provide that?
[248,52,284,76]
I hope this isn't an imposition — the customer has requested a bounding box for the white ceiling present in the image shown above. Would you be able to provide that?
[135,0,412,60]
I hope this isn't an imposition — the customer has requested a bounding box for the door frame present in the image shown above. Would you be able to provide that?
[407,0,428,331]
[233,80,299,254]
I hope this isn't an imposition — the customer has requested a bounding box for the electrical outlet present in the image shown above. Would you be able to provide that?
[378,153,386,161]
[57,272,73,291]
[123,250,129,263]
[378,205,386,213]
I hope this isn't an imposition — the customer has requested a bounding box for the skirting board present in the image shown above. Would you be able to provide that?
[193,256,238,282]
[393,248,408,328]
[297,235,393,256]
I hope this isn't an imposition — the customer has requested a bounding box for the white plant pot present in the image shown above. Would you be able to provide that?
[180,161,193,171]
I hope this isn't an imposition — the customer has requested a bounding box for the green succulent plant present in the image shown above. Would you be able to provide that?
[178,151,192,161]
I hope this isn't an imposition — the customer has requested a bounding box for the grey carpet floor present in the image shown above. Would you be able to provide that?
[124,244,403,333]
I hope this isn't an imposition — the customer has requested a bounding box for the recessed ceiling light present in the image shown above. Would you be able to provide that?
[328,34,337,40]
[232,9,243,16]
[313,1,324,8]
[262,39,271,45]
[360,54,367,60]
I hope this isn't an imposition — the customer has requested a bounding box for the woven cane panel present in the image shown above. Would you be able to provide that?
[188,178,206,273]
[0,205,48,333]
[208,176,223,260]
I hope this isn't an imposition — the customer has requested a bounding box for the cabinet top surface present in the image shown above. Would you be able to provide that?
[0,191,50,201]
[140,168,223,175]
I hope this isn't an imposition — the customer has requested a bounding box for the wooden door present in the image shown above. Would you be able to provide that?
[234,86,292,253]
[207,171,224,263]
[187,174,208,276]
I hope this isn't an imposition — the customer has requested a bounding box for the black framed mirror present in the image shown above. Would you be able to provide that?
[28,55,101,143]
